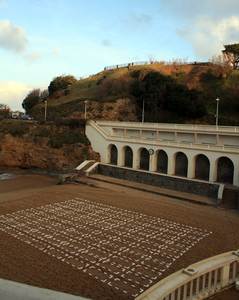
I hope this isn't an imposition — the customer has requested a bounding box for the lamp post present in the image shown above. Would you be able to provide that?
[84,100,88,120]
[44,100,47,122]
[142,98,145,123]
[216,97,220,128]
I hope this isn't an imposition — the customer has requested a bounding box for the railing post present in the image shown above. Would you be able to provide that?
[220,264,230,288]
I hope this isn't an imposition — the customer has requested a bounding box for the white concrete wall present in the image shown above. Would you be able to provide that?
[86,121,239,186]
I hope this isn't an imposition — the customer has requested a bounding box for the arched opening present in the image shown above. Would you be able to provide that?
[109,144,118,165]
[139,148,149,171]
[195,154,210,181]
[217,157,234,184]
[124,146,133,168]
[157,150,168,174]
[175,152,188,177]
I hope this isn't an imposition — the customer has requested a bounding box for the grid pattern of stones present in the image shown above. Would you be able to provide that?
[0,198,211,297]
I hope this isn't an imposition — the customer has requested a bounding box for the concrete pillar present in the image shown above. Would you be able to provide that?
[105,145,110,164]
[233,160,239,186]
[117,146,124,167]
[149,152,157,172]
[209,158,217,182]
[167,153,175,175]
[188,156,195,179]
[133,149,140,169]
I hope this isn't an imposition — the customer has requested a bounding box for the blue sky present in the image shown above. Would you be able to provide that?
[0,0,239,110]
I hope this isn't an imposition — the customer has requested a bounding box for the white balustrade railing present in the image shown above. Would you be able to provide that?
[96,120,239,133]
[136,250,239,300]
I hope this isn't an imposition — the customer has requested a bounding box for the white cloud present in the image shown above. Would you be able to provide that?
[161,0,239,19]
[102,39,112,47]
[0,20,42,62]
[0,81,32,111]
[24,51,42,62]
[179,16,239,58]
[0,20,28,53]
[52,47,60,56]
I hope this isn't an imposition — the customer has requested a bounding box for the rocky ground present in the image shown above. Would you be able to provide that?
[0,172,238,300]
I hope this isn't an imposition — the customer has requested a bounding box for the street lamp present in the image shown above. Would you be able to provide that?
[44,100,48,122]
[215,97,220,127]
[141,98,145,123]
[84,100,88,120]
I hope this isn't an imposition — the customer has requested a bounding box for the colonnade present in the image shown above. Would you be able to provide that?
[107,144,236,185]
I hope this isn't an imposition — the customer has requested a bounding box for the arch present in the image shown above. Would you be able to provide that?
[139,148,150,171]
[195,154,210,181]
[124,146,133,168]
[217,157,234,184]
[108,144,118,165]
[175,152,188,177]
[157,150,168,174]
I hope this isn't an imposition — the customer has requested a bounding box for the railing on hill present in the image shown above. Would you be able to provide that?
[104,61,210,71]
[136,250,239,300]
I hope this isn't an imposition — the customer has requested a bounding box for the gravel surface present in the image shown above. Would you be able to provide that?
[0,173,238,300]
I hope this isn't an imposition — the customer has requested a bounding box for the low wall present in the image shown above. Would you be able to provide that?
[97,164,220,199]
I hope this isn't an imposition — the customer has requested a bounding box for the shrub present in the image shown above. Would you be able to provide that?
[48,75,77,96]
[48,131,89,148]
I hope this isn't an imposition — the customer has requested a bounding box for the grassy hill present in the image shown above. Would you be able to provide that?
[30,62,239,125]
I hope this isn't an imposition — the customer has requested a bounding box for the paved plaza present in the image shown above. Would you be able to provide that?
[0,197,211,298]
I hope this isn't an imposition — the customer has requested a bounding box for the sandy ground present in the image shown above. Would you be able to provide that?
[0,172,238,300]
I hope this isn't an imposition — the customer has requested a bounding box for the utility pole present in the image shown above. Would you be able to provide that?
[216,97,220,128]
[44,100,47,122]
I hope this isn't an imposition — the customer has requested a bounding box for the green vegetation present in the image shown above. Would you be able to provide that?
[0,120,30,136]
[25,63,239,125]
[131,71,206,122]
[22,89,48,114]
[48,131,89,149]
[223,43,239,69]
[0,104,10,120]
[48,75,77,97]
[0,119,89,148]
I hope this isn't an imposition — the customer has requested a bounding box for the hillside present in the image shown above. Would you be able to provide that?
[0,120,98,171]
[30,62,239,125]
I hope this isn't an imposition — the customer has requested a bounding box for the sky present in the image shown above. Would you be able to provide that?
[0,0,239,111]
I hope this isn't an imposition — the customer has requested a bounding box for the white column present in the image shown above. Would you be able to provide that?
[209,158,217,182]
[149,152,157,172]
[233,159,239,186]
[187,156,195,179]
[117,146,124,167]
[106,146,110,164]
[133,149,140,169]
[167,153,175,175]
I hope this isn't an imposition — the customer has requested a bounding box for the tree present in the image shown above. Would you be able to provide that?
[0,104,10,119]
[48,75,77,96]
[223,43,239,69]
[22,89,41,113]
[131,71,206,122]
